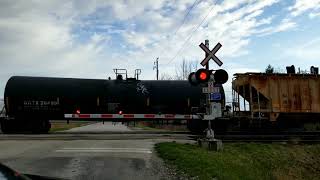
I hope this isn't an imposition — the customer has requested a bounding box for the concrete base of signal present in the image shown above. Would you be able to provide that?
[198,138,223,151]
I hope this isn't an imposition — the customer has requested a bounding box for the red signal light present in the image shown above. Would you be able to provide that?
[188,68,228,85]
[195,68,210,83]
[119,110,123,115]
[199,72,207,80]
[76,109,80,114]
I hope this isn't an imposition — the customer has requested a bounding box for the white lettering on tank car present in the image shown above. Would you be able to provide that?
[136,82,149,95]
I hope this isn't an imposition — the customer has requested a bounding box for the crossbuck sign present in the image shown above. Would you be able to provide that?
[199,42,223,67]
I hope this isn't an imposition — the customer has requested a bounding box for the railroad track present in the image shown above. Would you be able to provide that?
[195,131,320,143]
[214,134,320,142]
[53,130,191,134]
[0,133,196,140]
[0,131,319,142]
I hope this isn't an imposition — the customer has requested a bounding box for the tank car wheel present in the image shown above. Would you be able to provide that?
[187,119,206,134]
[0,121,14,134]
[31,120,50,134]
[42,120,51,133]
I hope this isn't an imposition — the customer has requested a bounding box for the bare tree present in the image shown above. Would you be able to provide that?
[175,59,198,80]
[299,68,308,74]
[160,59,198,80]
[0,98,4,115]
[160,73,174,80]
[273,67,286,73]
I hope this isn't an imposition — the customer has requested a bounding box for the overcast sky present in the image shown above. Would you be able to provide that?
[0,0,320,98]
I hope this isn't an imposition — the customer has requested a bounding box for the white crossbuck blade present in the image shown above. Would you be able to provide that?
[200,42,223,67]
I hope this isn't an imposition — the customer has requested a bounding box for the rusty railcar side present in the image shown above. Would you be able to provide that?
[232,73,320,122]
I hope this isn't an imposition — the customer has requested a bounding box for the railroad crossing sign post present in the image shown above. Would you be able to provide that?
[204,40,210,70]
[199,40,224,146]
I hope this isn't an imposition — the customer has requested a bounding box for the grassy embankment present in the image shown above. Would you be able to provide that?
[130,121,188,131]
[155,142,320,180]
[49,121,92,132]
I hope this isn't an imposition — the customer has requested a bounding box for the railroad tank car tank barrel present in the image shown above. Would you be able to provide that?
[4,76,216,115]
[2,76,227,134]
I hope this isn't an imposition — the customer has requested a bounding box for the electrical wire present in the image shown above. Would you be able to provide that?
[165,2,216,65]
[156,0,201,64]
[172,0,201,37]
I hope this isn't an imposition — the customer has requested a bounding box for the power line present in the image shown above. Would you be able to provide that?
[165,2,216,66]
[172,0,201,37]
[157,0,201,64]
[166,3,215,65]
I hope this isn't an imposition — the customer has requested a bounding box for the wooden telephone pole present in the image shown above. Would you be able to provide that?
[154,58,159,80]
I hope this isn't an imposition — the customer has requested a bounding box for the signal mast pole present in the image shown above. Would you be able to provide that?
[205,40,209,70]
[204,39,214,139]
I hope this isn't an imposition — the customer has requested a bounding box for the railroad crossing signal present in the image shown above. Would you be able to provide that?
[188,40,227,86]
[195,69,210,82]
[188,69,228,86]
[199,42,223,67]
[188,69,211,85]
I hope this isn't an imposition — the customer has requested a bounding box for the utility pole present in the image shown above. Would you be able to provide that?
[153,58,159,80]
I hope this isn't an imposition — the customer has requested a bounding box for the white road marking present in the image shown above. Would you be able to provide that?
[56,148,152,154]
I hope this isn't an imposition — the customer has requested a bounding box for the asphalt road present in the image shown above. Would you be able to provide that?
[62,122,132,133]
[0,139,178,180]
[0,122,194,180]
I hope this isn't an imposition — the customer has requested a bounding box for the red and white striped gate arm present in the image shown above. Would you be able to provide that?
[64,114,200,119]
